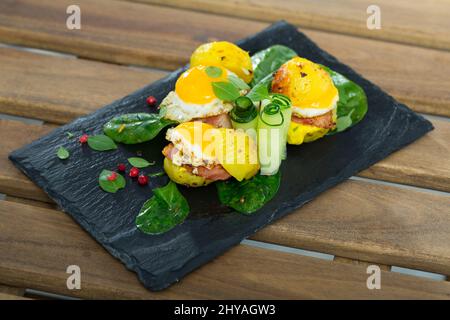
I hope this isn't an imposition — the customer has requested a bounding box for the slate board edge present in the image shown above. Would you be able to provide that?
[9,21,434,292]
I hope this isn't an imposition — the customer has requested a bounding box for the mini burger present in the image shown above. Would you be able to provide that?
[159,41,253,129]
[162,122,260,187]
[271,57,339,145]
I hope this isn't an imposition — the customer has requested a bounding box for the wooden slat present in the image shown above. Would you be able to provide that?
[135,0,450,51]
[0,292,29,300]
[1,200,450,299]
[252,179,450,276]
[0,284,26,297]
[359,120,450,192]
[0,120,52,202]
[0,2,450,117]
[334,256,390,271]
[2,118,450,275]
[0,47,166,124]
[4,195,57,210]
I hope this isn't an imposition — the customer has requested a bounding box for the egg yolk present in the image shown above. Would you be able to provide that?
[190,41,253,83]
[175,65,229,104]
[272,57,338,110]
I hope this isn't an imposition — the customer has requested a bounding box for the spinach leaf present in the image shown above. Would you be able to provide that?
[99,170,126,193]
[103,113,176,144]
[321,66,368,134]
[216,171,281,215]
[128,157,155,168]
[136,181,190,235]
[87,135,117,151]
[250,45,297,86]
[56,146,70,160]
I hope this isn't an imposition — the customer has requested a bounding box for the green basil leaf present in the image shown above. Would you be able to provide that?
[246,74,271,103]
[320,66,368,134]
[250,45,297,86]
[99,169,126,193]
[104,113,176,144]
[216,171,281,215]
[136,181,190,235]
[228,74,250,90]
[212,81,241,101]
[56,146,70,160]
[87,134,117,151]
[128,157,155,168]
[205,66,223,78]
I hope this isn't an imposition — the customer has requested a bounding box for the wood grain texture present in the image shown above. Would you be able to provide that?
[0,284,26,297]
[136,0,450,51]
[4,195,58,210]
[252,179,450,276]
[359,120,450,192]
[334,256,390,271]
[0,3,449,117]
[0,120,52,202]
[0,292,29,300]
[1,119,450,275]
[0,47,166,124]
[1,200,450,299]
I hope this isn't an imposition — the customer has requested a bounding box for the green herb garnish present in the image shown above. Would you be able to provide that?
[66,132,74,139]
[98,170,126,193]
[87,134,117,151]
[205,66,223,78]
[250,45,297,86]
[320,66,368,134]
[104,113,176,144]
[228,74,250,90]
[128,157,155,168]
[211,81,241,101]
[136,181,190,235]
[56,146,70,160]
[216,172,281,215]
[246,74,271,103]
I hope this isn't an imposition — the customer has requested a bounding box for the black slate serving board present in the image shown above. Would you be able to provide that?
[10,21,433,291]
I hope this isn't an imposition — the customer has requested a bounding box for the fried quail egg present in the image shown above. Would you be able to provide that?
[190,41,253,83]
[272,56,339,119]
[160,65,235,123]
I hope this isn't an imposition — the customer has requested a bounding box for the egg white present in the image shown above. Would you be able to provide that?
[166,126,218,168]
[160,91,234,123]
[291,94,338,118]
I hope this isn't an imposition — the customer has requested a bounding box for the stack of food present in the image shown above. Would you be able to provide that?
[103,40,367,219]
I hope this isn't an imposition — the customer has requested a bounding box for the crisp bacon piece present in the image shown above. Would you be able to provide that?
[162,143,231,181]
[184,164,231,181]
[196,113,232,128]
[291,110,335,129]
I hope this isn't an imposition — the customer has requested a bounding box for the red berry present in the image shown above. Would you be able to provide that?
[146,96,157,107]
[117,163,126,172]
[138,174,149,185]
[129,167,139,178]
[107,172,118,181]
[79,134,88,144]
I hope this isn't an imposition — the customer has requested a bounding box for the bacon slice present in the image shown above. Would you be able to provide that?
[291,110,335,129]
[162,143,231,181]
[195,113,232,128]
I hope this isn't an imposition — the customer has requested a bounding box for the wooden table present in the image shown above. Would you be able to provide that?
[0,0,449,300]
